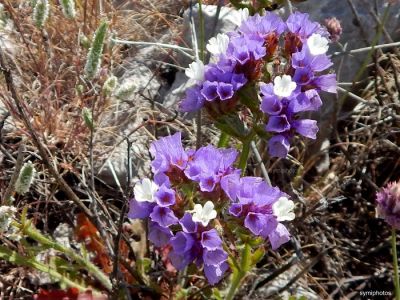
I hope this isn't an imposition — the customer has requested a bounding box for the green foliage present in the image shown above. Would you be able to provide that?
[60,0,76,19]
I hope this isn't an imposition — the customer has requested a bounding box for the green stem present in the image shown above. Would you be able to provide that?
[0,245,90,292]
[226,243,251,300]
[198,0,205,61]
[392,227,400,300]
[238,140,251,175]
[218,132,230,148]
[13,221,112,291]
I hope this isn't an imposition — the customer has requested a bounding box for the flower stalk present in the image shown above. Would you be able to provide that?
[393,227,400,300]
[226,243,251,300]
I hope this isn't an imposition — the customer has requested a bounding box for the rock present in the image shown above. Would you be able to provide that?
[95,61,159,187]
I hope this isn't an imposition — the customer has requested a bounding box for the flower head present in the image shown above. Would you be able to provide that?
[376,181,400,229]
[0,206,17,234]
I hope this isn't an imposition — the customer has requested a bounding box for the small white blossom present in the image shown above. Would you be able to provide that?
[273,75,297,98]
[134,178,158,203]
[229,8,249,27]
[0,206,17,234]
[272,197,295,222]
[185,60,205,83]
[192,201,217,226]
[307,33,329,56]
[206,33,230,57]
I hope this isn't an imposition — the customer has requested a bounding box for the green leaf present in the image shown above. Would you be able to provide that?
[215,114,247,140]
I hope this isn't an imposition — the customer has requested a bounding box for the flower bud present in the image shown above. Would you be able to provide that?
[324,17,342,42]
[82,107,94,130]
[114,80,137,100]
[0,206,17,234]
[376,181,400,229]
[102,75,118,96]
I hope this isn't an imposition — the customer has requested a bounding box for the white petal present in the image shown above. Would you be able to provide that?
[206,33,229,56]
[229,8,249,27]
[185,60,205,82]
[134,178,157,202]
[307,34,329,56]
[273,75,297,98]
[273,197,295,221]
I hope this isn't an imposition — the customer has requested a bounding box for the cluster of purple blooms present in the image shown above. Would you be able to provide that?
[128,133,294,284]
[181,11,337,158]
[376,181,400,229]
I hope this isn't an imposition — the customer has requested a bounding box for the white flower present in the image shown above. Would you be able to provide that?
[229,8,249,27]
[206,33,230,57]
[185,60,205,82]
[272,197,295,222]
[273,75,297,98]
[134,178,158,203]
[307,33,329,56]
[191,201,217,226]
[0,206,17,234]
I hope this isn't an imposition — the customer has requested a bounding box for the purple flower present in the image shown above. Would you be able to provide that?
[292,46,333,72]
[311,73,337,93]
[150,206,179,227]
[266,115,291,133]
[376,181,400,229]
[155,185,176,207]
[149,222,173,247]
[185,145,239,192]
[268,135,291,158]
[180,86,205,112]
[127,199,155,219]
[150,132,188,185]
[225,176,292,249]
[169,214,229,285]
[286,12,329,40]
[239,12,286,38]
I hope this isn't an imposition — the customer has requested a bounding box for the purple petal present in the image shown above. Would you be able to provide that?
[170,232,195,254]
[221,172,241,201]
[201,229,222,250]
[148,222,173,247]
[293,67,313,86]
[150,206,179,227]
[312,74,337,93]
[180,213,198,233]
[169,251,192,270]
[204,262,229,285]
[244,212,268,235]
[293,119,318,139]
[201,81,219,101]
[203,248,228,265]
[180,86,205,112]
[261,94,282,115]
[127,199,154,219]
[199,175,218,192]
[268,223,291,250]
[155,185,176,207]
[217,83,234,100]
[266,115,291,133]
[229,203,244,217]
[268,135,290,158]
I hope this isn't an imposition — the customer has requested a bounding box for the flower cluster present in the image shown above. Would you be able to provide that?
[181,11,337,158]
[376,181,400,229]
[128,133,295,284]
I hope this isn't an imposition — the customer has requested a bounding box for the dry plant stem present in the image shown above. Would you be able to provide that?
[332,41,400,58]
[2,144,25,205]
[0,46,98,229]
[250,141,271,185]
[393,228,400,300]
